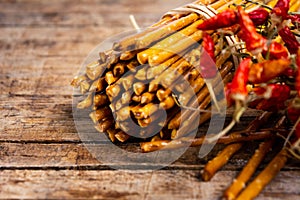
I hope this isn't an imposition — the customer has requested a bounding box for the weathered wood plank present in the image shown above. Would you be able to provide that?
[0,169,299,199]
[1,0,300,199]
[0,141,299,170]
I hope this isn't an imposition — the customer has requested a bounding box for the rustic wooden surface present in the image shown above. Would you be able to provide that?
[1,0,300,199]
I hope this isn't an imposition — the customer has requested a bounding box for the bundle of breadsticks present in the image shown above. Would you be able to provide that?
[72,0,300,199]
[72,0,242,142]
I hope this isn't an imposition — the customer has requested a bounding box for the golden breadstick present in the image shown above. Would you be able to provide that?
[94,93,109,107]
[147,55,181,79]
[141,92,156,104]
[160,96,175,110]
[89,77,107,92]
[115,106,131,121]
[140,130,275,153]
[77,93,93,109]
[106,84,121,101]
[121,91,132,104]
[120,50,141,61]
[113,62,126,77]
[107,128,119,142]
[71,74,88,88]
[89,107,112,123]
[136,13,199,49]
[135,68,147,80]
[133,82,147,95]
[132,94,142,102]
[121,74,135,91]
[224,139,275,200]
[115,131,130,142]
[137,19,203,64]
[156,88,172,101]
[85,61,106,81]
[105,71,118,85]
[236,149,288,200]
[132,103,159,119]
[126,59,139,72]
[113,14,178,51]
[149,30,203,66]
[202,143,243,181]
[95,118,114,132]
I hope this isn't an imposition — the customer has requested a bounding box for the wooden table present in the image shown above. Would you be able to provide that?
[1,0,299,199]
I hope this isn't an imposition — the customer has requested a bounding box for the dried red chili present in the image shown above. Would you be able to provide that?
[248,59,291,84]
[248,8,270,26]
[279,26,300,55]
[272,0,290,19]
[199,32,217,79]
[283,67,295,77]
[225,83,234,107]
[228,58,252,101]
[262,41,289,60]
[202,32,215,61]
[287,14,300,24]
[197,9,238,30]
[237,6,266,54]
[251,84,290,111]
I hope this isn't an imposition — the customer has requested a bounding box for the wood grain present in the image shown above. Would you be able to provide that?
[1,0,299,199]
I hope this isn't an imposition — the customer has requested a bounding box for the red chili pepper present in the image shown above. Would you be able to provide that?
[199,32,217,79]
[287,14,300,25]
[262,41,289,60]
[237,6,266,53]
[250,84,290,111]
[225,83,235,107]
[248,8,270,26]
[248,59,291,84]
[229,58,252,101]
[272,0,290,19]
[279,26,300,55]
[202,32,215,61]
[197,9,238,30]
[283,67,295,77]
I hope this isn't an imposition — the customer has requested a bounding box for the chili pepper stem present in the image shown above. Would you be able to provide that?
[284,116,300,147]
[172,93,221,114]
[206,120,236,143]
[287,142,300,160]
[206,80,222,113]
[206,101,246,143]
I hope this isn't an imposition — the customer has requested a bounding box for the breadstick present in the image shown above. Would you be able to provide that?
[223,139,275,200]
[133,82,147,95]
[115,130,130,142]
[148,30,203,66]
[89,107,112,124]
[202,143,243,181]
[94,93,109,107]
[89,77,107,92]
[136,13,199,50]
[77,93,93,109]
[236,149,288,200]
[86,61,106,81]
[141,92,156,104]
[137,19,203,64]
